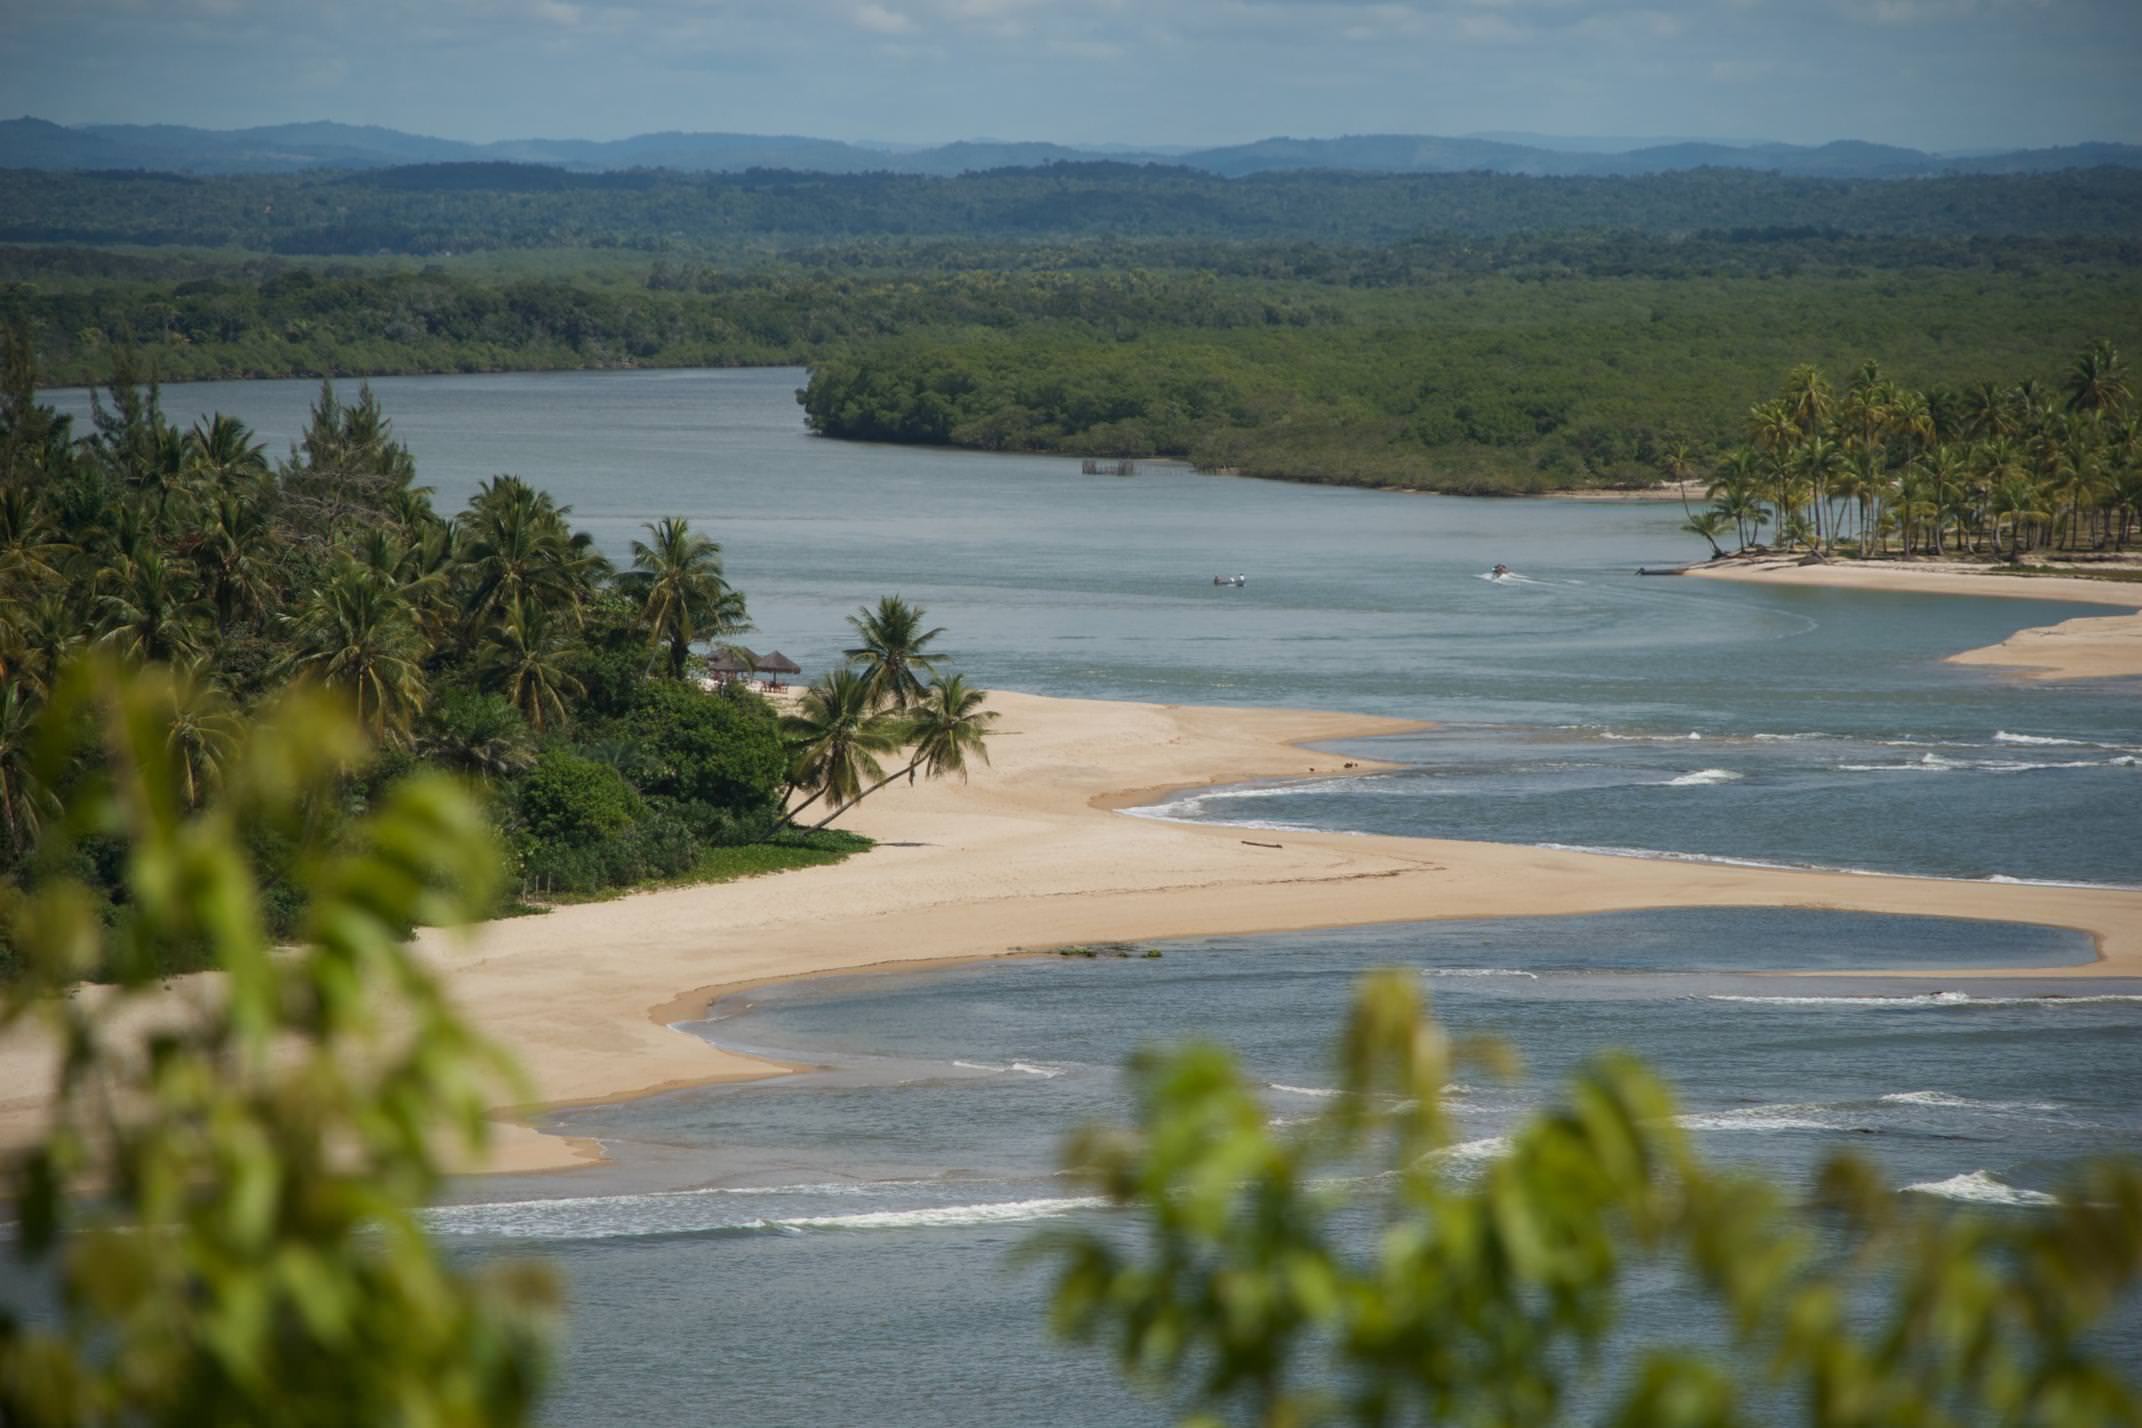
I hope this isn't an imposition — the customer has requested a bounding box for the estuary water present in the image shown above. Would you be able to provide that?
[42,366,2142,1422]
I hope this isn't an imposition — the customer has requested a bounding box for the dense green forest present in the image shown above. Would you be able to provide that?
[7,157,2141,491]
[798,267,2142,490]
[0,334,998,972]
[6,163,2142,253]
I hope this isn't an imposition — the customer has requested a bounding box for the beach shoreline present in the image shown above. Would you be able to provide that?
[3,688,2136,1177]
[1686,558,2142,681]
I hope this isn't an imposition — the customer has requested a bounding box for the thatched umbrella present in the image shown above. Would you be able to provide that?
[753,649,802,689]
[702,647,759,683]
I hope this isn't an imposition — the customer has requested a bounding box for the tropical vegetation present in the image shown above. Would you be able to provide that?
[0,330,998,973]
[1681,341,2140,559]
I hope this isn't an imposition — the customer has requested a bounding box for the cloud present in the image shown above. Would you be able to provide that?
[854,2,916,33]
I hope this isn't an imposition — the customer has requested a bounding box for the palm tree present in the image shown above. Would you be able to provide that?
[284,565,429,748]
[845,596,945,710]
[1792,436,1845,551]
[1681,510,1730,559]
[898,675,997,786]
[0,678,52,854]
[1706,448,1765,550]
[779,668,905,829]
[455,476,602,637]
[184,413,269,492]
[0,485,66,600]
[792,674,999,831]
[622,517,747,679]
[479,598,586,734]
[1988,476,2051,561]
[2064,341,2131,416]
[164,673,242,810]
[190,490,277,626]
[1915,445,1969,556]
[1780,364,1834,440]
[96,551,211,665]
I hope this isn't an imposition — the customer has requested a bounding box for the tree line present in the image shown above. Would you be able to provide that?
[7,163,2142,254]
[1678,342,2139,559]
[0,331,995,967]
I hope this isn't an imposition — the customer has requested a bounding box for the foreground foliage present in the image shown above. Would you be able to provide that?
[1039,972,2142,1427]
[0,660,555,1425]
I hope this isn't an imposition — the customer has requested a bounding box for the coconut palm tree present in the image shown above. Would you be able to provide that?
[0,485,65,600]
[190,490,278,626]
[844,596,945,710]
[1915,445,1969,556]
[2065,339,2132,417]
[479,598,586,734]
[0,678,52,854]
[795,674,998,831]
[1988,476,2051,561]
[899,675,997,786]
[1681,510,1731,559]
[778,667,906,829]
[455,476,601,636]
[283,565,429,748]
[1706,448,1766,550]
[164,673,242,810]
[184,413,269,492]
[1780,363,1834,440]
[96,551,211,665]
[622,517,747,680]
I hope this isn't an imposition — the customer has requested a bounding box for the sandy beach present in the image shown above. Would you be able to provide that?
[1688,558,2142,681]
[11,686,2131,1177]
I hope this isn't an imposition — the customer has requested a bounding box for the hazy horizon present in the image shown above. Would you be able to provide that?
[6,1,2138,154]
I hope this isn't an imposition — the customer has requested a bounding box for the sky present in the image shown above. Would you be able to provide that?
[5,0,2139,152]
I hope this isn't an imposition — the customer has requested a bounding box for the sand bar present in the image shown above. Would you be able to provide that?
[9,690,2134,1175]
[1688,558,2142,681]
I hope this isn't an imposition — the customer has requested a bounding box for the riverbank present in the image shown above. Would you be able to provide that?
[1687,558,2142,681]
[3,690,2136,1176]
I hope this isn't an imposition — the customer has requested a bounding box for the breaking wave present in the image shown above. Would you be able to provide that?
[1708,991,2142,1009]
[1661,768,1743,787]
[1900,1171,2056,1208]
[424,1187,1105,1241]
[1879,1090,2060,1112]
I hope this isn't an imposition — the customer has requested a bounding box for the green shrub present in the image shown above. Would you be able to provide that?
[627,681,787,817]
[516,747,642,846]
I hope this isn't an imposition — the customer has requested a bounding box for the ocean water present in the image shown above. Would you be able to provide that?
[38,367,2142,1421]
[439,911,2141,1426]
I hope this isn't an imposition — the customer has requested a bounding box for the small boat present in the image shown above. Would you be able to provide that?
[1213,574,1247,587]
[1490,564,1511,579]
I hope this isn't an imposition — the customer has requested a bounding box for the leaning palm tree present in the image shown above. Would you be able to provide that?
[789,673,999,831]
[622,517,747,679]
[478,598,586,734]
[1681,509,1731,560]
[897,675,997,787]
[844,596,945,710]
[283,566,429,748]
[778,667,905,829]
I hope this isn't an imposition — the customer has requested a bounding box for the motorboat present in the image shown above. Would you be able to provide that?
[1213,574,1247,587]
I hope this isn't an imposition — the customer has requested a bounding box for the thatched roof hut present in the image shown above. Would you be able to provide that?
[755,650,802,675]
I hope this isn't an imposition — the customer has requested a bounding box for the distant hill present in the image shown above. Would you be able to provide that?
[4,116,2139,181]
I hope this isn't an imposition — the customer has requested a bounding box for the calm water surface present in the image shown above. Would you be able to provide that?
[42,368,2142,1423]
